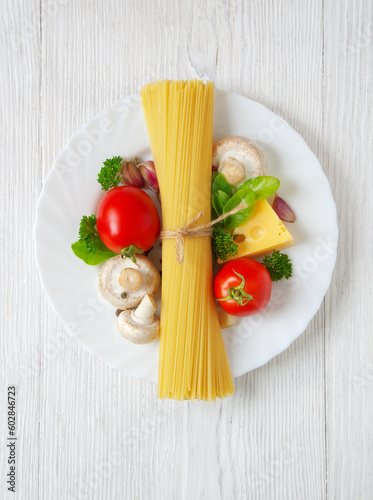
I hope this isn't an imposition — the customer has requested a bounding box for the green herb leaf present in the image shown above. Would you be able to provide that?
[218,190,231,207]
[73,214,118,265]
[212,193,223,216]
[222,188,256,230]
[212,173,233,198]
[78,215,99,253]
[212,224,238,262]
[211,206,218,220]
[212,190,231,216]
[263,250,293,281]
[71,240,118,265]
[236,176,280,200]
[97,156,123,191]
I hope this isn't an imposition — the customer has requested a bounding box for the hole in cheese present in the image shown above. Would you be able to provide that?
[234,233,245,243]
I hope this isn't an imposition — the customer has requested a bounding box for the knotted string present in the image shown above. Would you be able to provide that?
[160,200,247,264]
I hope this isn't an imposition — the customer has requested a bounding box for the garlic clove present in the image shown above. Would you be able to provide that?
[138,161,159,191]
[120,159,145,188]
[272,193,296,223]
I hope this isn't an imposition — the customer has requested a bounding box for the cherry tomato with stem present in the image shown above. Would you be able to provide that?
[96,186,160,261]
[214,258,272,317]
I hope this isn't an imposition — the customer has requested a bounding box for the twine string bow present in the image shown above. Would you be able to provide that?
[160,200,247,264]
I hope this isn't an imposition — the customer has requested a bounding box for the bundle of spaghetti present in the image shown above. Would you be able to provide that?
[141,80,234,401]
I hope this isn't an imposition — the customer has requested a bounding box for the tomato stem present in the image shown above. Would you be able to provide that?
[121,245,144,263]
[217,270,253,306]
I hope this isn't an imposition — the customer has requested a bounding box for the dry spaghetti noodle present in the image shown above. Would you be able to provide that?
[141,80,234,401]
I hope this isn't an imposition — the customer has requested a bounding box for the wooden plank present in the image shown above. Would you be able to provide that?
[324,0,373,498]
[7,0,372,497]
[1,1,41,498]
[38,1,326,499]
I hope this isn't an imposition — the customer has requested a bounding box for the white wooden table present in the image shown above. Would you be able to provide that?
[2,0,372,498]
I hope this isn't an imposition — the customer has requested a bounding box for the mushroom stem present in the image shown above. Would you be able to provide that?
[217,306,237,329]
[221,157,245,185]
[118,268,141,291]
[132,294,157,325]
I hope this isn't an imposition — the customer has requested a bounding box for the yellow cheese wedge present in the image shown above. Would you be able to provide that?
[221,199,294,262]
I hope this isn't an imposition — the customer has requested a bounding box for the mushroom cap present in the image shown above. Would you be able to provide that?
[212,136,267,185]
[117,310,160,344]
[98,254,160,309]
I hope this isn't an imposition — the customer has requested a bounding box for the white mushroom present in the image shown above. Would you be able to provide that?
[98,254,160,309]
[212,136,267,186]
[117,294,160,344]
[217,306,237,329]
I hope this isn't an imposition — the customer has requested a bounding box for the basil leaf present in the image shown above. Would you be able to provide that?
[212,173,233,198]
[212,192,223,216]
[211,206,218,220]
[71,240,118,265]
[212,190,231,216]
[218,190,231,207]
[222,188,256,230]
[236,176,280,200]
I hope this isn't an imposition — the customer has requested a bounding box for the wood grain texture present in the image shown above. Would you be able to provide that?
[1,1,42,499]
[1,0,372,499]
[324,1,373,499]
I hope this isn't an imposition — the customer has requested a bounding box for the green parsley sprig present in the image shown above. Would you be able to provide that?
[263,250,292,281]
[72,215,117,265]
[78,215,100,253]
[97,156,123,191]
[212,224,238,262]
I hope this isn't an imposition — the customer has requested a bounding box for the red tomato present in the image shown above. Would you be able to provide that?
[214,258,272,317]
[96,186,160,254]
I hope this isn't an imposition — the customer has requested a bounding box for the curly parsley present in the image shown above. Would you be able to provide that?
[212,224,238,262]
[263,250,292,282]
[72,214,117,265]
[97,156,123,191]
[78,215,100,254]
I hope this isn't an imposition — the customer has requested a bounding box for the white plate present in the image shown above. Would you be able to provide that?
[34,89,338,382]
